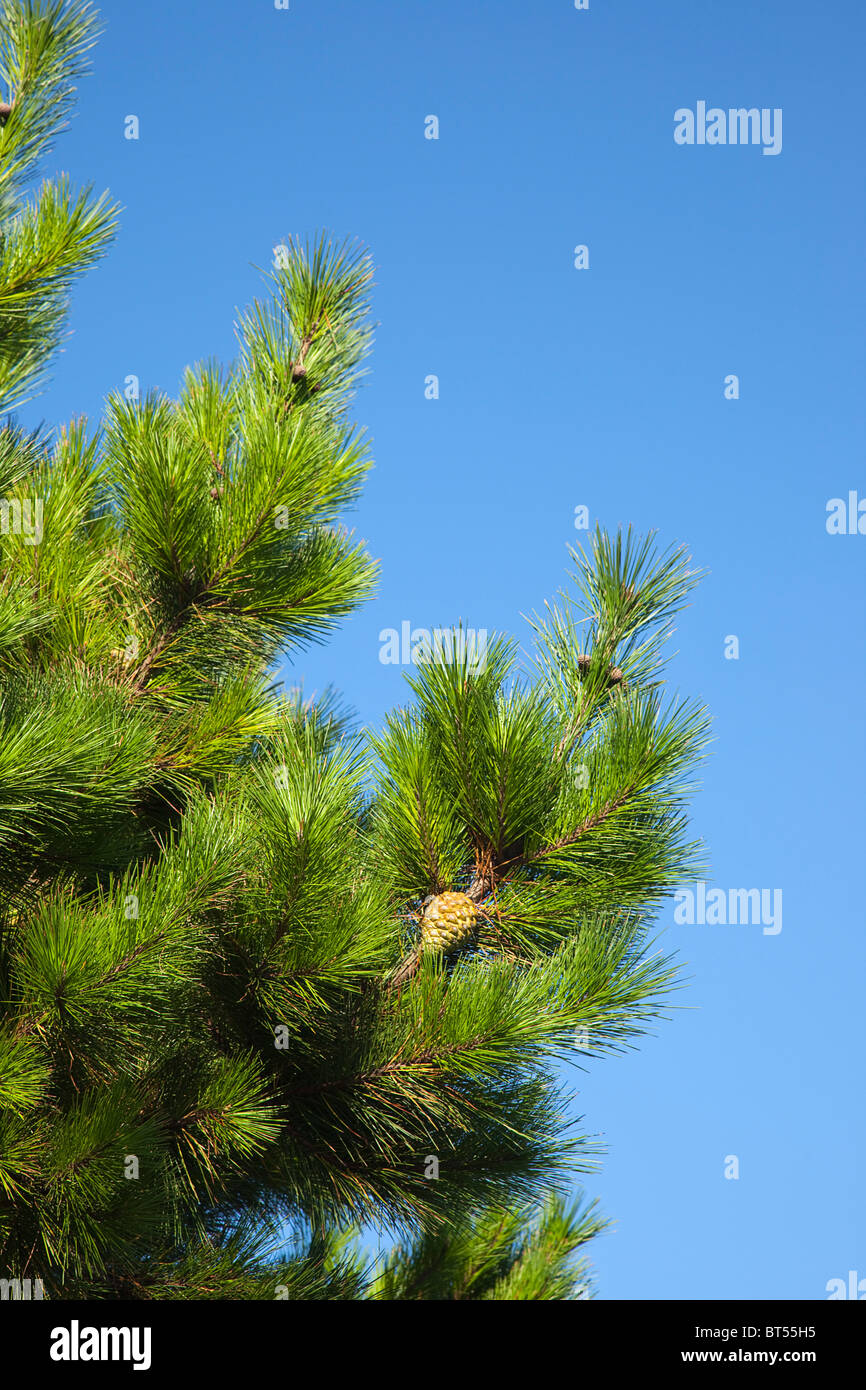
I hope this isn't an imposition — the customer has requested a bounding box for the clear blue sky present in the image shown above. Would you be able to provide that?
[21,0,865,1299]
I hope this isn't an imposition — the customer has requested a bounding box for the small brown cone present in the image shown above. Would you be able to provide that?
[576,652,624,687]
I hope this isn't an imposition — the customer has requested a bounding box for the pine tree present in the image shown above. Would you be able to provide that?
[0,3,711,1303]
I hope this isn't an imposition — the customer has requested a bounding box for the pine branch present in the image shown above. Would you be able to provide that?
[0,0,118,411]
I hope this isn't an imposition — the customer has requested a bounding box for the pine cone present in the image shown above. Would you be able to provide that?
[0,102,12,125]
[576,652,623,687]
[420,891,477,956]
[387,891,478,990]
[291,363,308,381]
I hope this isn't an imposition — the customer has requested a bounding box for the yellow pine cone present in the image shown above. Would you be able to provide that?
[420,891,477,956]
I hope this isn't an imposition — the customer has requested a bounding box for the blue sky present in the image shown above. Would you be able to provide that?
[20,0,865,1299]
